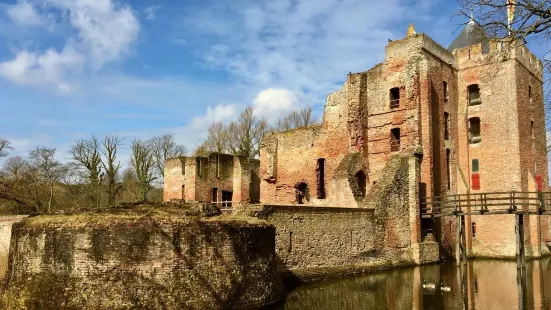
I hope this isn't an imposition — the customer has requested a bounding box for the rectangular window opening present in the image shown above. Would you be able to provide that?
[443,81,449,103]
[472,222,477,238]
[446,149,451,190]
[472,159,480,173]
[196,157,202,177]
[469,117,481,144]
[444,112,450,140]
[221,191,233,208]
[529,85,533,103]
[390,128,401,152]
[316,158,326,199]
[216,154,220,178]
[468,84,481,105]
[212,188,218,203]
[390,87,400,109]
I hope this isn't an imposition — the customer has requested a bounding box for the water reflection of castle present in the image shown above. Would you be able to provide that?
[277,259,551,310]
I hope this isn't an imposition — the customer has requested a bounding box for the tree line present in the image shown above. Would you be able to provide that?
[0,134,186,214]
[0,106,318,213]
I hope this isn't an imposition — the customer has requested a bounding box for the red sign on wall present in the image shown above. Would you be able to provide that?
[472,174,480,190]
[536,175,543,192]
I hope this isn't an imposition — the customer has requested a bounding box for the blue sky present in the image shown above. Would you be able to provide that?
[0,0,522,165]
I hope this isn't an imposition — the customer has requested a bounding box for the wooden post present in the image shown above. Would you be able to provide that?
[456,215,461,264]
[461,215,467,264]
[515,214,525,268]
[456,214,467,265]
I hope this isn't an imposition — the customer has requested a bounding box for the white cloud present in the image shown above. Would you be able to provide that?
[7,1,44,26]
[188,104,238,129]
[144,5,160,21]
[183,0,436,105]
[253,88,299,123]
[0,0,140,92]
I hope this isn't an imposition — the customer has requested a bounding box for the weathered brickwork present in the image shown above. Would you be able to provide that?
[260,34,458,209]
[259,23,549,259]
[163,153,260,204]
[449,40,550,258]
[4,214,282,309]
[257,153,439,273]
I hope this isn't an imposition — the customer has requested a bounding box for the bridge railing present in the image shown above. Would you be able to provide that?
[421,191,551,218]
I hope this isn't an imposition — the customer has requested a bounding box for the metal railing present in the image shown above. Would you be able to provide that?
[421,191,551,218]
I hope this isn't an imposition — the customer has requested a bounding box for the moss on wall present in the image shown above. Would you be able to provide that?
[3,207,283,309]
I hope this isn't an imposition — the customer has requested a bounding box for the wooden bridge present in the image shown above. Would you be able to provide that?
[421,191,551,266]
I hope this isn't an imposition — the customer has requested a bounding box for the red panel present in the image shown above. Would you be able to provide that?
[472,174,480,190]
[536,175,543,192]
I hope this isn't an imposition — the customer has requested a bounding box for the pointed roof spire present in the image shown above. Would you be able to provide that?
[407,23,417,38]
[448,16,488,52]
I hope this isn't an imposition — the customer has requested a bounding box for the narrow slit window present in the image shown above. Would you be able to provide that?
[472,222,477,237]
[446,149,451,190]
[531,121,535,151]
[390,87,400,109]
[529,85,533,104]
[316,158,326,199]
[196,157,202,177]
[468,84,481,105]
[469,118,481,144]
[355,171,367,199]
[390,128,401,152]
[444,112,450,140]
[443,81,449,103]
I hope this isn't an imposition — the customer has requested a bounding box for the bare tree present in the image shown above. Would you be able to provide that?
[0,139,13,157]
[69,136,102,185]
[101,135,122,206]
[2,156,29,179]
[275,107,318,132]
[204,121,229,153]
[458,0,551,135]
[29,147,67,213]
[459,1,551,47]
[131,140,156,201]
[227,106,269,160]
[148,134,187,178]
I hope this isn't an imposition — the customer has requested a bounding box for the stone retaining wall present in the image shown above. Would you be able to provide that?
[4,214,283,309]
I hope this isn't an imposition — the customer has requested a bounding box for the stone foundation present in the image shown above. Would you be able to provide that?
[3,211,283,309]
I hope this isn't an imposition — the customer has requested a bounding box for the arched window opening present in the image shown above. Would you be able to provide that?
[468,84,481,105]
[469,118,481,144]
[355,171,367,199]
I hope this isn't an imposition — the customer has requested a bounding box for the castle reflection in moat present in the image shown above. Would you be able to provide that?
[271,259,551,310]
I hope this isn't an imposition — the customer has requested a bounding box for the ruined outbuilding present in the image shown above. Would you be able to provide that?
[163,154,260,205]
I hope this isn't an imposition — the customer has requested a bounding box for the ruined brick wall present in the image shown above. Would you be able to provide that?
[164,154,260,204]
[194,154,235,203]
[260,34,457,211]
[163,157,186,201]
[5,215,283,309]
[258,153,433,271]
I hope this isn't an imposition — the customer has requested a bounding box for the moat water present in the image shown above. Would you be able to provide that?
[271,259,551,310]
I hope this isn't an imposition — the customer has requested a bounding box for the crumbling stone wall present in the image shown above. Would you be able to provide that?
[4,214,283,309]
